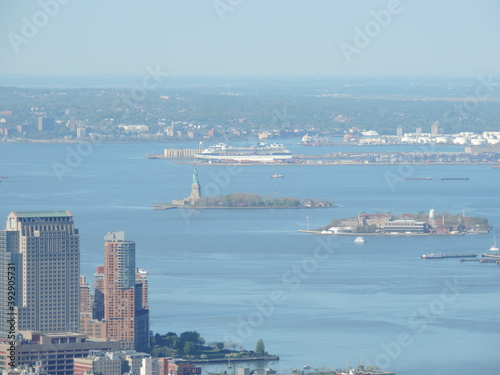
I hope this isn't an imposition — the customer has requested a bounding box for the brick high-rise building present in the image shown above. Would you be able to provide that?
[0,211,80,338]
[103,232,149,350]
[79,275,91,319]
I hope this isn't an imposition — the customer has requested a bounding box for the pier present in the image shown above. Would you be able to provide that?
[175,355,279,364]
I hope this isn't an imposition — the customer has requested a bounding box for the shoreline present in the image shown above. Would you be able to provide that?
[298,230,472,236]
[172,160,499,166]
[152,205,333,210]
[176,355,279,364]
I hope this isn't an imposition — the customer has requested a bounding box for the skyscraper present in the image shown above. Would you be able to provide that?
[103,232,149,350]
[431,121,440,135]
[79,275,91,319]
[0,211,80,338]
[134,269,150,351]
[396,126,403,138]
[0,229,19,339]
[92,265,105,321]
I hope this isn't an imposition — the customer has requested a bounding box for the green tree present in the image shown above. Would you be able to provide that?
[183,341,195,355]
[180,331,205,346]
[255,339,265,355]
[210,342,224,351]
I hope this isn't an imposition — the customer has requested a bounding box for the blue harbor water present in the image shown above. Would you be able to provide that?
[1,141,499,374]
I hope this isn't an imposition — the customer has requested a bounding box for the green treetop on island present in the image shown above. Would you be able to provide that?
[181,192,332,208]
[255,339,266,356]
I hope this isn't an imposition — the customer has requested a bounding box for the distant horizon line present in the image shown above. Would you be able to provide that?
[0,73,497,79]
[1,74,497,90]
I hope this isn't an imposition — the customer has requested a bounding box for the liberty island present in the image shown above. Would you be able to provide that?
[152,169,333,210]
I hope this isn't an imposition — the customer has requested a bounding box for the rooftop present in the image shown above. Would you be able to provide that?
[11,210,72,218]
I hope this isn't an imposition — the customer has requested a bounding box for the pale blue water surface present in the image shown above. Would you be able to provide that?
[0,141,499,375]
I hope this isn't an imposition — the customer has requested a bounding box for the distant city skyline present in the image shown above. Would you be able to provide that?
[1,0,499,77]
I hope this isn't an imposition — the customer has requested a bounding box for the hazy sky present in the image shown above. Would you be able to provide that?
[1,0,499,77]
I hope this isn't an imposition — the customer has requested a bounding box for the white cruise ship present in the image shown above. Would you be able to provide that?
[195,142,293,162]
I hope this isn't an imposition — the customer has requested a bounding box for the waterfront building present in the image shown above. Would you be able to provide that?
[167,361,201,375]
[135,269,149,312]
[416,127,422,138]
[37,117,55,131]
[163,148,200,158]
[66,117,77,132]
[382,219,427,234]
[431,121,440,135]
[0,211,79,338]
[103,232,150,350]
[104,232,136,350]
[396,126,403,138]
[0,331,119,375]
[334,211,429,234]
[76,128,87,138]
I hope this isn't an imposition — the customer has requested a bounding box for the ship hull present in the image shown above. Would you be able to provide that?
[421,254,477,259]
[195,154,292,162]
[195,142,293,162]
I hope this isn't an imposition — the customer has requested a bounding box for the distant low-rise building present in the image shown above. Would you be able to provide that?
[167,361,201,375]
[1,364,48,375]
[119,351,151,375]
[76,128,87,138]
[0,331,120,375]
[79,318,107,340]
[37,117,55,131]
[119,125,149,133]
[73,351,122,375]
[382,219,427,234]
[335,211,428,234]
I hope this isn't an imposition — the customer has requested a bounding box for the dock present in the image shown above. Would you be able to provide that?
[460,258,500,264]
[480,258,500,264]
[175,355,279,364]
[421,253,477,259]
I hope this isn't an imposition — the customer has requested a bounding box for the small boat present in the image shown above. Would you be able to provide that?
[354,236,366,244]
[0,176,7,178]
[271,174,284,178]
[303,365,311,370]
[490,236,499,251]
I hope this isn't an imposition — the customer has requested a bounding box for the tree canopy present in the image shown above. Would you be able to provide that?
[255,339,266,355]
